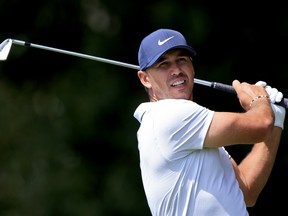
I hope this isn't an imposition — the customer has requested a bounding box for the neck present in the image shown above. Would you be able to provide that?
[151,94,158,102]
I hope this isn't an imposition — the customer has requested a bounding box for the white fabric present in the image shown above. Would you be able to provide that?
[255,81,286,129]
[271,103,286,129]
[133,99,249,216]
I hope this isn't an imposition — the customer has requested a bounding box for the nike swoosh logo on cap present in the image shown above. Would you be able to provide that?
[158,36,174,46]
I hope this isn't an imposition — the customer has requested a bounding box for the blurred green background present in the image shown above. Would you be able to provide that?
[0,0,288,215]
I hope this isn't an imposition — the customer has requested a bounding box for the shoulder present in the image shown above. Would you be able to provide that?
[134,99,214,123]
[156,99,212,118]
[157,99,202,111]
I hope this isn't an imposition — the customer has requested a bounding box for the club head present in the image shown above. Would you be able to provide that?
[0,39,12,61]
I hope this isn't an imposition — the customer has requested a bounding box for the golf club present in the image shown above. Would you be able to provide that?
[1,38,287,108]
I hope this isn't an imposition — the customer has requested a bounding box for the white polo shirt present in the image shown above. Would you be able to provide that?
[134,99,248,216]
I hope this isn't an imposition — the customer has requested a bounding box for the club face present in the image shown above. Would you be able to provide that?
[0,39,12,61]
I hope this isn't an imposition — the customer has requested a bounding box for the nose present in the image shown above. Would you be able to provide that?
[170,63,182,76]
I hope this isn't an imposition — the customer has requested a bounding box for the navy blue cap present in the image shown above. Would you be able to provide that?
[138,29,196,71]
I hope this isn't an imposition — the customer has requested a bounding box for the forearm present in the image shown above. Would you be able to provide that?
[237,126,282,206]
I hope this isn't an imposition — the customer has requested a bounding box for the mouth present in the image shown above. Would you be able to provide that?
[171,80,185,87]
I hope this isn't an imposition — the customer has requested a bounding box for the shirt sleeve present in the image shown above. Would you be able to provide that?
[153,99,214,160]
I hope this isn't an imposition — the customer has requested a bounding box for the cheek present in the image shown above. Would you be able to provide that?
[191,71,195,78]
[154,76,167,88]
[150,72,169,89]
[187,68,195,79]
[190,66,195,76]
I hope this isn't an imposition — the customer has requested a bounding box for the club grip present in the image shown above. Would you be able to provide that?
[212,82,288,109]
[212,82,236,94]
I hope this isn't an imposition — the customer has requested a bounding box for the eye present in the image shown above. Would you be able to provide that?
[156,60,169,69]
[177,56,190,64]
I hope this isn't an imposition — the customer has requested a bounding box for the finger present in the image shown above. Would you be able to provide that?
[265,85,272,95]
[255,81,267,87]
[275,91,283,103]
[269,88,278,103]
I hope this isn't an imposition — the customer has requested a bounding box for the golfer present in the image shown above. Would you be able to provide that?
[133,29,286,215]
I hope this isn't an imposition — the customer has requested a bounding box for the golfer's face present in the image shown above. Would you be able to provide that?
[146,49,195,100]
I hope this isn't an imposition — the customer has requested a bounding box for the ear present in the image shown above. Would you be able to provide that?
[138,71,152,88]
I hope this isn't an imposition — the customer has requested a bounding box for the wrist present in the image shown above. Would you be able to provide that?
[249,95,270,108]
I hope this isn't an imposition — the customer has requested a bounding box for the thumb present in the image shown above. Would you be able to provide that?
[232,80,241,92]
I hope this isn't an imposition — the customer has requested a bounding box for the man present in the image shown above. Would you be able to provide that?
[133,29,286,216]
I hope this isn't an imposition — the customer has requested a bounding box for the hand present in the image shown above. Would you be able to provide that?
[255,81,283,103]
[255,81,286,129]
[233,80,270,110]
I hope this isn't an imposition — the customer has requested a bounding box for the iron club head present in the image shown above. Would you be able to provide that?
[0,39,12,61]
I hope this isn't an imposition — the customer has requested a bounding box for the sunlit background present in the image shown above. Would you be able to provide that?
[0,1,288,215]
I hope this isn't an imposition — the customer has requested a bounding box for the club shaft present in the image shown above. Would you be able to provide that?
[9,39,288,108]
[12,39,139,70]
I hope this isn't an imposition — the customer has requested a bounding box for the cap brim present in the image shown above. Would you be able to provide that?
[144,45,196,70]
